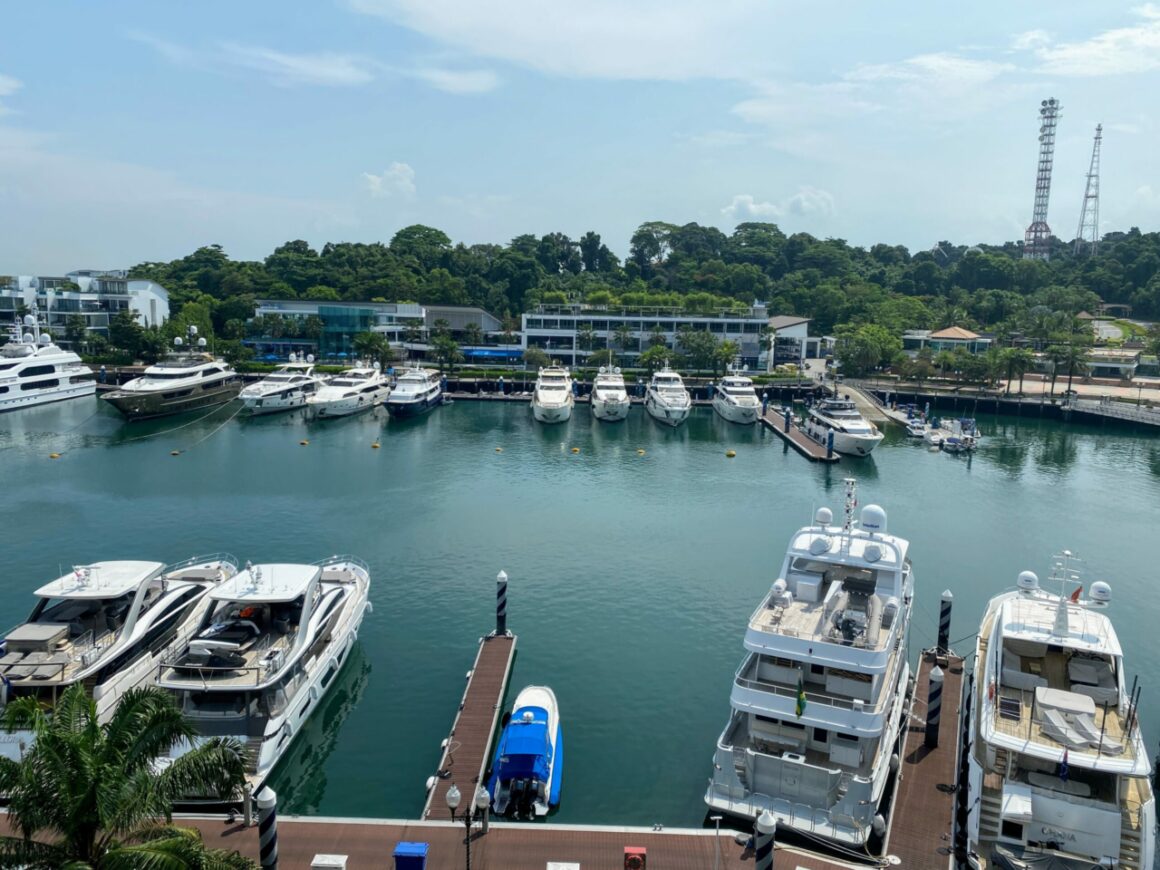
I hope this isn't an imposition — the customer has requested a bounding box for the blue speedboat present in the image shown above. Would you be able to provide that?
[385,366,443,418]
[487,685,563,818]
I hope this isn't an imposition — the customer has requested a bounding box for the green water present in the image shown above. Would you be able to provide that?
[2,400,1159,826]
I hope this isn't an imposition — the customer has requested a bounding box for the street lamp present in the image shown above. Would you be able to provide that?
[445,782,461,821]
[474,785,491,835]
[709,814,723,870]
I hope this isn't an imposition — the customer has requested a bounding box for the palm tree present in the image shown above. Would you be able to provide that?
[431,335,464,372]
[0,684,250,869]
[1045,343,1088,396]
[612,323,634,364]
[432,318,452,339]
[1005,348,1035,396]
[462,323,484,348]
[352,331,394,369]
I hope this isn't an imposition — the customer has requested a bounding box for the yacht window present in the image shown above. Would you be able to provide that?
[22,379,59,390]
[19,364,55,378]
[0,386,7,394]
[201,368,222,377]
[1000,820,1023,840]
[837,732,858,742]
[813,728,829,743]
[810,664,825,675]
[0,362,17,370]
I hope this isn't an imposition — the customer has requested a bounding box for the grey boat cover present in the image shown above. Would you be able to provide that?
[991,844,1103,870]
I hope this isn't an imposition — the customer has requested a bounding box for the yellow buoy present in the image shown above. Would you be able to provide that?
[495,447,503,453]
[726,449,736,458]
[372,442,381,449]
[48,453,61,459]
[299,440,309,446]
[571,447,580,454]
[170,450,180,456]
[637,448,646,456]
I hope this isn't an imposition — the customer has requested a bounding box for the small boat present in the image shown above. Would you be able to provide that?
[644,365,691,428]
[712,372,761,425]
[386,365,443,418]
[239,356,325,415]
[487,685,563,818]
[0,305,95,412]
[306,363,390,418]
[905,419,927,438]
[530,366,573,424]
[590,366,630,422]
[923,428,944,448]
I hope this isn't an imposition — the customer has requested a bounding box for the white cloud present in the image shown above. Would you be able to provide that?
[721,187,834,223]
[1024,7,1160,76]
[0,73,22,116]
[1010,30,1052,52]
[126,31,196,65]
[409,67,499,94]
[362,162,416,198]
[219,43,377,86]
[732,81,879,126]
[846,53,1013,86]
[677,130,754,148]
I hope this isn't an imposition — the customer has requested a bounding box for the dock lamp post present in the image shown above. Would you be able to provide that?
[475,785,491,835]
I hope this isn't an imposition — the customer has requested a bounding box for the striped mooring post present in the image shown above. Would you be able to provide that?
[826,429,834,459]
[938,589,953,655]
[495,569,508,636]
[754,809,776,870]
[256,786,278,869]
[925,665,945,749]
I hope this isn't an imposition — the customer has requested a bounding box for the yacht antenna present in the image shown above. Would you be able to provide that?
[842,477,857,534]
[1050,549,1083,636]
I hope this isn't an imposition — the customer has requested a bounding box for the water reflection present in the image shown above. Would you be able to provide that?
[1034,428,1079,473]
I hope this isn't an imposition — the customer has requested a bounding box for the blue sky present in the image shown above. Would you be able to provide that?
[1,1,1158,273]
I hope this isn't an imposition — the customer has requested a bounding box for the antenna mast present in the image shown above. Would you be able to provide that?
[1074,124,1102,256]
[1023,98,1061,261]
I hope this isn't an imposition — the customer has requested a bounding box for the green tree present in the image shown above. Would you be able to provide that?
[462,323,484,348]
[576,323,596,353]
[638,344,679,372]
[676,326,718,372]
[63,315,88,349]
[647,324,668,348]
[432,318,451,339]
[403,321,424,346]
[715,339,741,374]
[613,323,635,360]
[522,346,551,369]
[431,334,463,372]
[353,331,394,369]
[587,348,616,367]
[0,684,250,869]
[108,310,145,358]
[834,324,902,376]
[1003,347,1035,395]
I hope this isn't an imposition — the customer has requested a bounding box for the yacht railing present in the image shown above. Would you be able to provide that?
[312,555,369,575]
[165,553,239,575]
[734,658,891,714]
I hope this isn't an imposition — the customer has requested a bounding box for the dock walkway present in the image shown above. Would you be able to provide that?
[760,409,840,462]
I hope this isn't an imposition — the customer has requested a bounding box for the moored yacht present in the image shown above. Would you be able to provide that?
[239,356,325,415]
[487,685,563,819]
[0,555,237,760]
[0,306,95,412]
[156,557,372,797]
[305,363,390,418]
[705,479,914,849]
[960,551,1155,870]
[530,365,573,424]
[712,372,761,425]
[386,365,443,418]
[589,366,630,422]
[644,365,691,428]
[802,396,884,456]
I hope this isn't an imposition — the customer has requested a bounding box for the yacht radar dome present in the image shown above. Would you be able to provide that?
[189,325,198,335]
[1017,570,1039,592]
[23,314,35,328]
[38,334,51,345]
[197,337,207,348]
[522,710,535,723]
[613,366,621,374]
[306,354,315,363]
[814,507,833,526]
[771,578,787,595]
[599,366,607,374]
[21,332,34,344]
[809,536,832,555]
[1089,580,1111,604]
[863,543,882,563]
[861,505,887,534]
[174,337,184,347]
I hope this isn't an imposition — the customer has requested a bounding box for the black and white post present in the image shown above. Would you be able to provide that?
[925,665,944,749]
[256,786,278,869]
[938,589,953,655]
[495,570,508,637]
[754,809,776,870]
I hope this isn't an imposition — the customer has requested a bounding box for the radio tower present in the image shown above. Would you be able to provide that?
[1074,124,1102,256]
[1023,98,1061,260]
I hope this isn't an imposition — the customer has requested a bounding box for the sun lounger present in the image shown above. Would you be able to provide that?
[1072,713,1125,755]
[1040,709,1088,749]
[0,651,25,672]
[7,651,50,680]
[30,654,70,681]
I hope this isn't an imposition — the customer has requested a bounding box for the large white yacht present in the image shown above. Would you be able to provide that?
[0,307,95,412]
[712,372,761,425]
[156,557,371,796]
[239,356,325,415]
[644,365,691,428]
[305,363,390,418]
[531,365,574,424]
[705,479,914,849]
[102,327,240,420]
[961,551,1155,870]
[802,396,884,457]
[0,555,237,760]
[589,366,630,422]
[386,365,443,418]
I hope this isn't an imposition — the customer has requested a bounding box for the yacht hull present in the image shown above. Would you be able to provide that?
[645,395,689,427]
[102,378,241,421]
[0,378,95,412]
[308,387,390,418]
[712,397,760,425]
[802,419,883,456]
[532,402,572,424]
[590,396,630,421]
[240,392,310,415]
[387,392,443,418]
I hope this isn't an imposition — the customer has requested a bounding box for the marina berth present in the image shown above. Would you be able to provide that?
[705,479,914,849]
[239,356,325,415]
[802,396,884,457]
[644,364,692,428]
[0,306,95,412]
[589,366,630,422]
[155,557,371,796]
[712,372,761,425]
[962,552,1155,870]
[386,365,443,418]
[488,684,563,819]
[530,365,574,423]
[305,363,390,418]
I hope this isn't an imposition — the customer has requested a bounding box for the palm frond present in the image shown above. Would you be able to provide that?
[102,688,194,773]
[0,835,76,869]
[155,737,247,804]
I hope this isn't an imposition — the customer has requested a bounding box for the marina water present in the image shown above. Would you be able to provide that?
[2,400,1158,827]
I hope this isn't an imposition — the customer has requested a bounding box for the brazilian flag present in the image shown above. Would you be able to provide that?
[795,675,807,718]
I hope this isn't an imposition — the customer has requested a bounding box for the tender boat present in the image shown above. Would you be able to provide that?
[531,366,573,424]
[802,396,884,456]
[905,419,928,438]
[386,365,443,418]
[712,372,761,425]
[487,685,563,819]
[102,326,240,420]
[0,306,95,412]
[924,428,944,448]
[305,363,390,418]
[644,365,691,428]
[0,555,237,761]
[239,356,325,415]
[156,557,372,797]
[960,551,1155,870]
[589,366,630,422]
[705,479,914,849]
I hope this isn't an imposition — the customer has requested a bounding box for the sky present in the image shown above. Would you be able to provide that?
[1,1,1158,274]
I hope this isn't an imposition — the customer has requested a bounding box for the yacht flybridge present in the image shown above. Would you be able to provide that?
[0,306,95,412]
[705,479,914,849]
[644,365,691,428]
[589,366,630,422]
[0,555,237,760]
[712,372,761,425]
[802,396,884,457]
[156,557,371,796]
[961,552,1155,870]
[386,365,443,418]
[239,356,324,415]
[305,363,390,418]
[531,365,573,424]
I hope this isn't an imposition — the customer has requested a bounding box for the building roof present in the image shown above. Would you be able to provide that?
[767,315,810,330]
[36,561,165,599]
[929,326,980,340]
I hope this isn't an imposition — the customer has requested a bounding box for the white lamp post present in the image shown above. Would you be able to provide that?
[474,785,491,835]
[444,782,461,822]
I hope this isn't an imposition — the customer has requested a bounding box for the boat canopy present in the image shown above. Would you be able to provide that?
[35,561,165,599]
[211,563,320,603]
[497,707,550,780]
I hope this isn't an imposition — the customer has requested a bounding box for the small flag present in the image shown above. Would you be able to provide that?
[1069,586,1082,603]
[1059,750,1069,782]
[796,676,807,718]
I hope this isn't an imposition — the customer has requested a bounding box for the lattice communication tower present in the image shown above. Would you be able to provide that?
[1023,98,1061,261]
[1074,124,1102,256]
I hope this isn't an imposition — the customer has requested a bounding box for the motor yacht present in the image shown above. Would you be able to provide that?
[960,551,1154,870]
[644,365,691,428]
[589,366,630,422]
[802,396,884,456]
[0,555,237,761]
[305,363,390,418]
[239,356,325,415]
[487,685,563,819]
[712,373,761,425]
[156,557,372,797]
[386,365,443,418]
[705,479,915,849]
[530,366,573,424]
[0,306,95,412]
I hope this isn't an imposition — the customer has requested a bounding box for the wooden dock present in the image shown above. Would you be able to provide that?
[421,633,517,821]
[761,410,840,462]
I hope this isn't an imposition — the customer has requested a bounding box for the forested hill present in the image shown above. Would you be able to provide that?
[129,222,1160,339]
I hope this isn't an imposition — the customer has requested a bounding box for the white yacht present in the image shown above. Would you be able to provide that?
[0,307,95,412]
[802,396,884,456]
[386,365,443,418]
[705,479,914,849]
[305,363,390,418]
[102,327,240,420]
[239,356,325,415]
[0,555,237,760]
[589,366,630,422]
[961,551,1155,870]
[531,365,574,424]
[644,365,692,428]
[712,373,761,425]
[156,557,372,796]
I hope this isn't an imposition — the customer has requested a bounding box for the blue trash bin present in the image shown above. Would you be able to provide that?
[393,842,428,870]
